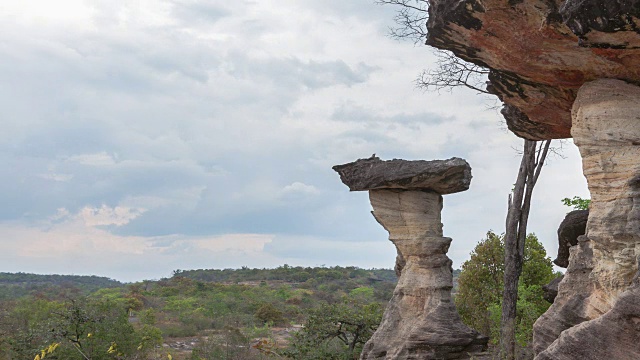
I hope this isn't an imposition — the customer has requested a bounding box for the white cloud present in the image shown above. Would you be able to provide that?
[0,0,589,281]
[281,182,320,196]
[78,205,146,227]
[66,152,118,166]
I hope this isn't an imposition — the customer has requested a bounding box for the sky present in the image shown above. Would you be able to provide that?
[0,0,590,282]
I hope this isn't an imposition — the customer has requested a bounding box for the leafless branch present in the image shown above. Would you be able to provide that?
[376,0,430,44]
[378,1,491,94]
[416,51,490,94]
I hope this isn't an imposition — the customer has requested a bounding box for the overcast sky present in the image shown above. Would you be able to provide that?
[0,0,589,282]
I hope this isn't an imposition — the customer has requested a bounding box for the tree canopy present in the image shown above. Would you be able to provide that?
[455,231,557,346]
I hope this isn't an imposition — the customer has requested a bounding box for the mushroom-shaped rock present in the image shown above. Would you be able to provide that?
[555,210,588,268]
[333,157,487,359]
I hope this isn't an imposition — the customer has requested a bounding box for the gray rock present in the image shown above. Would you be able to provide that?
[536,272,640,360]
[542,276,563,303]
[332,157,471,194]
[554,210,588,268]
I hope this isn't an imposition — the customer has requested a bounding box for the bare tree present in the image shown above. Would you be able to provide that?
[501,139,550,359]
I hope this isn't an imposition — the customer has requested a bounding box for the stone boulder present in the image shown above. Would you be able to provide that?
[554,210,588,268]
[542,276,563,304]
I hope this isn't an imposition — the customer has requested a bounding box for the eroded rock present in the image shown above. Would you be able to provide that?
[426,0,640,140]
[334,157,487,359]
[332,157,471,194]
[532,79,640,358]
[554,210,589,268]
[542,276,563,304]
[536,274,640,360]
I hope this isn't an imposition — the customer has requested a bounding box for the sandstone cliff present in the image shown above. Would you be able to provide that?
[425,1,640,359]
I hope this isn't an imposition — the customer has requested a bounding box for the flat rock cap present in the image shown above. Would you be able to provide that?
[332,157,472,194]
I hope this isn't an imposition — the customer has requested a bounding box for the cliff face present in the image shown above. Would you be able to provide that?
[425,2,640,359]
[426,0,640,140]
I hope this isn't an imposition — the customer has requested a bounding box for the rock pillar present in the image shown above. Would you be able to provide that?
[533,79,640,359]
[333,157,488,360]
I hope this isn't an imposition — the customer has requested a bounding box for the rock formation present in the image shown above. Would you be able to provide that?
[542,276,563,304]
[536,273,640,360]
[533,79,640,359]
[426,0,640,140]
[425,1,640,358]
[554,210,588,268]
[333,157,488,359]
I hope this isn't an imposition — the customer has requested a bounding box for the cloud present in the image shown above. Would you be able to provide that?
[0,0,589,281]
[280,182,320,196]
[78,205,146,227]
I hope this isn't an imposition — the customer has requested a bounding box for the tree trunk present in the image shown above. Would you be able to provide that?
[500,139,550,359]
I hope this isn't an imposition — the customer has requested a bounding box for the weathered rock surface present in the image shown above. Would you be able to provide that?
[532,79,640,358]
[332,157,471,194]
[425,0,640,357]
[361,190,487,359]
[533,235,604,355]
[554,210,589,268]
[536,273,640,360]
[426,0,640,140]
[333,158,487,359]
[542,276,563,304]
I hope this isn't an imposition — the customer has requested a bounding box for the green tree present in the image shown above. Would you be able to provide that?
[561,196,590,210]
[254,303,285,326]
[455,231,556,346]
[283,301,383,360]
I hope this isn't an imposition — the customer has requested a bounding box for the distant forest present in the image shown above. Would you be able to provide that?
[0,266,467,359]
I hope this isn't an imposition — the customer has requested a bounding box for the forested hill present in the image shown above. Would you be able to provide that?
[0,272,122,300]
[173,265,398,284]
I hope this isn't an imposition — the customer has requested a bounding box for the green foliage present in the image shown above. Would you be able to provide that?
[1,266,397,359]
[254,303,285,326]
[561,196,590,210]
[455,231,556,346]
[283,301,383,360]
[0,273,121,301]
[189,326,259,360]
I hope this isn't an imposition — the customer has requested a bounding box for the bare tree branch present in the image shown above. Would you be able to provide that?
[378,0,491,94]
[416,51,490,94]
